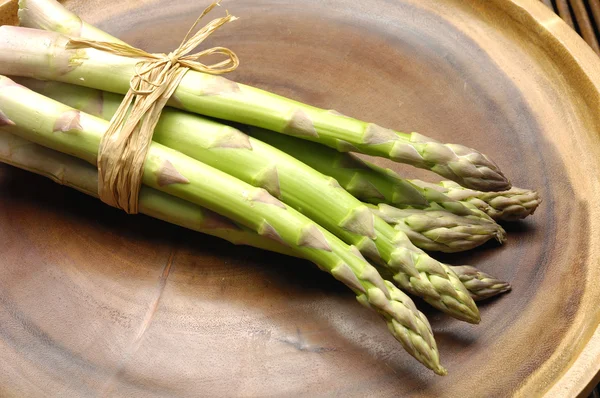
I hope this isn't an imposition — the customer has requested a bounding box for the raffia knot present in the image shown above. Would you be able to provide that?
[168,52,179,66]
[65,1,238,214]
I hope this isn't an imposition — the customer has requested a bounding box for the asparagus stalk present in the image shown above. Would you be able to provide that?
[369,204,506,253]
[409,180,542,222]
[0,76,445,374]
[12,7,510,192]
[249,129,539,222]
[18,78,480,323]
[17,0,127,45]
[0,130,510,302]
[451,266,511,301]
[247,128,485,216]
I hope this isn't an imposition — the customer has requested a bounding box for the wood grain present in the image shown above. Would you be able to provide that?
[537,0,600,56]
[569,0,600,54]
[555,0,576,28]
[591,1,600,46]
[0,0,16,25]
[1,0,600,396]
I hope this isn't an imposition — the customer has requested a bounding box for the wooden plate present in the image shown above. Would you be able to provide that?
[1,0,600,396]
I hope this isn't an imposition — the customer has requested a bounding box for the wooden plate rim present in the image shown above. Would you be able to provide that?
[494,1,600,396]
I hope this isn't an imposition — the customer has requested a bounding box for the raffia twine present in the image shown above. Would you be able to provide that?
[66,1,239,214]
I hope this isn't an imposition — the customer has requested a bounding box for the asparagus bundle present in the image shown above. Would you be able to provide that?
[0,130,511,302]
[0,0,537,377]
[13,77,479,323]
[0,76,446,374]
[15,0,511,192]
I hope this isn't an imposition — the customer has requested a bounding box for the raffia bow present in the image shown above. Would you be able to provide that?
[66,1,239,214]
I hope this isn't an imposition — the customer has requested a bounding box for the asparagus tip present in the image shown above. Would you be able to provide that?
[495,224,507,244]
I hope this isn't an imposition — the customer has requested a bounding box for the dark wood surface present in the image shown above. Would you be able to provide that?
[1,0,600,396]
[539,0,600,55]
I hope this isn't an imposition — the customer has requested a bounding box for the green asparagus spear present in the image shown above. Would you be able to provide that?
[17,77,480,323]
[409,180,541,222]
[369,204,506,253]
[0,130,511,302]
[451,266,511,301]
[13,6,511,191]
[248,129,539,222]
[247,128,483,215]
[0,76,445,374]
[17,0,127,45]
